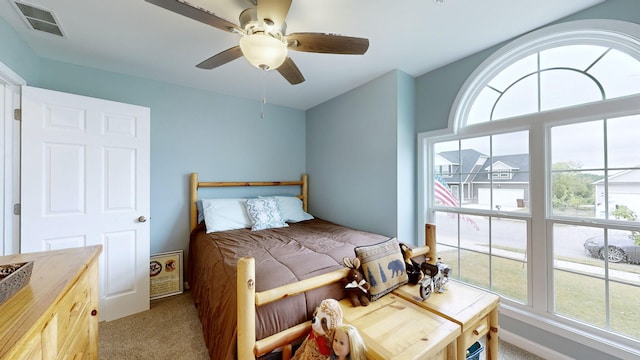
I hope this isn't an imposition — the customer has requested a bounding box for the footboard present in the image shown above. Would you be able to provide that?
[237,259,349,359]
[236,224,437,359]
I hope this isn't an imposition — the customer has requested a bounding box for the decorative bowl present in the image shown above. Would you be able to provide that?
[0,261,34,305]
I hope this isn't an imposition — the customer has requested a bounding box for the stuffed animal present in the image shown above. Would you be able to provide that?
[400,243,423,285]
[342,257,370,307]
[292,298,344,360]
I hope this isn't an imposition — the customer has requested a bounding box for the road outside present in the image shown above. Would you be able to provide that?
[435,213,594,259]
[434,213,640,285]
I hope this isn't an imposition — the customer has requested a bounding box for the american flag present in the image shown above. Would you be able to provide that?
[434,174,459,207]
[434,175,479,231]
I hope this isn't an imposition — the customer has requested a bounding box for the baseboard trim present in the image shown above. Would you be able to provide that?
[500,328,574,360]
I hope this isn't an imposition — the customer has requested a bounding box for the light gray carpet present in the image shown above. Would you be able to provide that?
[99,291,209,360]
[98,291,544,360]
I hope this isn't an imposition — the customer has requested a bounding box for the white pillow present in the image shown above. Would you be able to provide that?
[269,196,314,223]
[245,198,288,231]
[201,198,252,233]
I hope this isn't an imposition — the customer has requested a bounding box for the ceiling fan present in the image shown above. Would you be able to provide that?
[145,0,370,85]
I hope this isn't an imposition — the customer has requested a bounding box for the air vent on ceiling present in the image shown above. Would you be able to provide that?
[13,1,64,37]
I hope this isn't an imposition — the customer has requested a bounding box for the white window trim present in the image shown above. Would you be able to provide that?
[418,19,640,359]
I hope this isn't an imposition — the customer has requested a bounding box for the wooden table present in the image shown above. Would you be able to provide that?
[393,280,500,360]
[340,293,461,360]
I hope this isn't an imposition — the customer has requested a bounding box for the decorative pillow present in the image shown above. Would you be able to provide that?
[245,197,289,231]
[201,198,252,233]
[260,196,314,222]
[354,237,408,301]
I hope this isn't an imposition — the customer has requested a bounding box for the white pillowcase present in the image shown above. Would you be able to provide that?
[201,198,252,233]
[245,197,288,231]
[260,196,314,223]
[276,196,314,223]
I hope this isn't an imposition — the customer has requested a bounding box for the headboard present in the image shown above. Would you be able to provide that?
[189,172,309,232]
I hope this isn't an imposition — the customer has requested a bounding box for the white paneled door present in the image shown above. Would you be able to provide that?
[20,86,150,321]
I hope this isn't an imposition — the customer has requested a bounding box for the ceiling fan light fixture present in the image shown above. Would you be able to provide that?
[239,34,287,71]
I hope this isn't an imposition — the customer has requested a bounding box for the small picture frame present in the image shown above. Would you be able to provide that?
[149,250,184,300]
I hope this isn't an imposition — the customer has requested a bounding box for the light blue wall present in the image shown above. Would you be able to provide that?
[396,71,416,244]
[0,16,38,83]
[35,59,306,255]
[0,18,305,255]
[3,11,418,251]
[3,1,637,356]
[414,1,638,358]
[416,0,640,132]
[415,50,493,133]
[306,70,417,243]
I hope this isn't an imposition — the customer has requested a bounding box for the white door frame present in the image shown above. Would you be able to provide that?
[0,61,25,255]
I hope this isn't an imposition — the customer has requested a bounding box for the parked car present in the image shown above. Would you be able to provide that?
[583,234,640,264]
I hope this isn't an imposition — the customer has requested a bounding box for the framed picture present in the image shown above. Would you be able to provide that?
[149,250,183,300]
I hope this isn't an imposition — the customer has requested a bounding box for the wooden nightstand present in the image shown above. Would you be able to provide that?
[393,280,500,360]
[340,293,461,360]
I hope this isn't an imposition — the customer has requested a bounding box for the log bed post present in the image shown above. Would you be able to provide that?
[405,224,437,264]
[425,223,437,265]
[237,257,256,360]
[301,174,308,212]
[190,173,199,232]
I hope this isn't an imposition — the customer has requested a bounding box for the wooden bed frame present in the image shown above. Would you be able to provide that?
[189,172,437,359]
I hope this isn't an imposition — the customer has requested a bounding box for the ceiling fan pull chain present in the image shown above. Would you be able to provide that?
[261,70,266,119]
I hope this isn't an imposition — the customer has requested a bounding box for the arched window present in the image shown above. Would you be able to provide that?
[468,45,640,124]
[424,19,640,352]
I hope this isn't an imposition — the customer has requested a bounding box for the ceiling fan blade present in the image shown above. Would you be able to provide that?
[286,33,369,55]
[145,0,241,33]
[257,0,292,28]
[196,46,243,69]
[277,57,305,85]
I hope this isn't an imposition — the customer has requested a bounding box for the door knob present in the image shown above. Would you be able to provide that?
[138,216,147,223]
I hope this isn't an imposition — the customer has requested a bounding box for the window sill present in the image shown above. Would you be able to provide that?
[499,302,640,360]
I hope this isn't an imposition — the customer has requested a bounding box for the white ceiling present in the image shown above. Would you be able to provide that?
[0,0,604,110]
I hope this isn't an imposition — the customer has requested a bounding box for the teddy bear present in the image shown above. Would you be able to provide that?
[292,298,344,360]
[342,257,370,307]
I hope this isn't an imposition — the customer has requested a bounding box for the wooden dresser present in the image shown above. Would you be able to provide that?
[0,245,102,360]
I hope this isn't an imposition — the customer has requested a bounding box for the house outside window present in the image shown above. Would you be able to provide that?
[421,20,640,354]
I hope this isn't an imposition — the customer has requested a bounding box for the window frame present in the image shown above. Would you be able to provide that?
[418,19,640,358]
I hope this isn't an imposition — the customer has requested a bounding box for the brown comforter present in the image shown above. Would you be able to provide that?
[187,218,389,360]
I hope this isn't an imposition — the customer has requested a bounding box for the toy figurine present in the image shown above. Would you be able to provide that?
[419,257,451,300]
[435,257,451,290]
[331,324,366,360]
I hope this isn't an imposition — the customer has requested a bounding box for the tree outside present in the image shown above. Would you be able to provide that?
[551,161,600,215]
[611,205,640,245]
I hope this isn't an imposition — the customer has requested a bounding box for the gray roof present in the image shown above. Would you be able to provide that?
[437,150,529,184]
